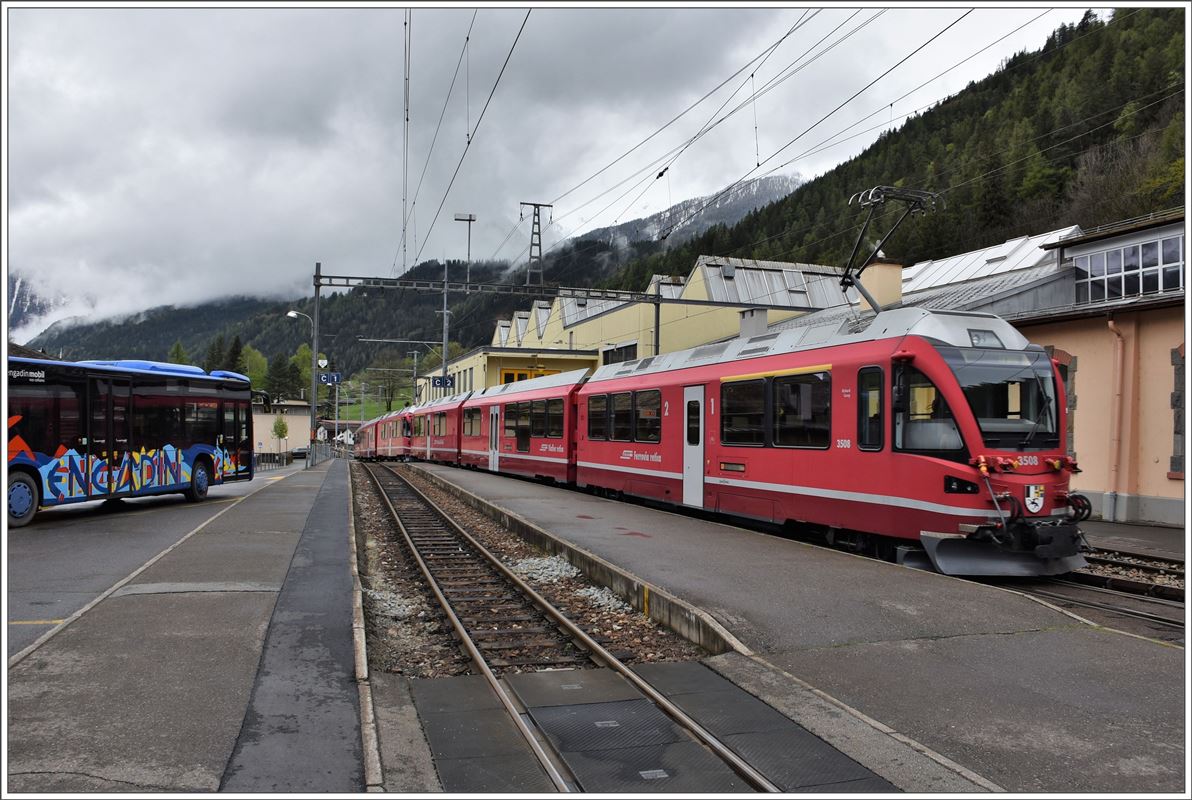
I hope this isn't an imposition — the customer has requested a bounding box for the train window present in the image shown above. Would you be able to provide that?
[773,372,831,448]
[610,392,633,441]
[687,401,700,445]
[588,395,608,440]
[721,380,765,446]
[634,390,661,443]
[895,367,964,453]
[857,368,883,451]
[547,398,564,438]
[464,408,481,436]
[531,400,547,437]
[504,404,517,438]
[433,412,446,436]
[517,402,531,452]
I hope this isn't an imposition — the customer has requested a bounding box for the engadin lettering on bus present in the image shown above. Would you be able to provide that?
[8,368,46,383]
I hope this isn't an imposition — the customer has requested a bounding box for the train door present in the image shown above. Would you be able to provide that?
[682,385,704,507]
[488,405,500,471]
[89,378,130,497]
[425,415,432,459]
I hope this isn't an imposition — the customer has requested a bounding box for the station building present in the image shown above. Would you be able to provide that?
[417,256,847,402]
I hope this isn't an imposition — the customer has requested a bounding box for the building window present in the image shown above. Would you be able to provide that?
[602,344,637,365]
[1074,234,1183,304]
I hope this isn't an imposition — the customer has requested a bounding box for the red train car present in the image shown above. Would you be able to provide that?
[459,370,589,483]
[354,415,380,460]
[576,307,1087,576]
[409,392,471,465]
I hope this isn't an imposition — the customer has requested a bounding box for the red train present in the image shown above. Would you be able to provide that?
[355,307,1090,576]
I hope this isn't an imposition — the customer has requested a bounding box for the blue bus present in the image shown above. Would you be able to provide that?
[7,356,256,527]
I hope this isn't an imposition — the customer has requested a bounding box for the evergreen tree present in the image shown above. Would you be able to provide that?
[203,334,226,373]
[224,336,246,374]
[167,340,189,365]
[264,354,291,398]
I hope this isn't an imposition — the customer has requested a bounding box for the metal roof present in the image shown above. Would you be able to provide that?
[1042,207,1183,249]
[696,255,847,310]
[587,307,1029,385]
[901,226,1077,293]
[469,368,591,400]
[533,301,552,338]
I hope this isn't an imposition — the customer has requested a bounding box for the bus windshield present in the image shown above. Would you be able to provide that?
[937,346,1058,451]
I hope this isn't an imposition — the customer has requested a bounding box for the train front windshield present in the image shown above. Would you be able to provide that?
[938,346,1058,451]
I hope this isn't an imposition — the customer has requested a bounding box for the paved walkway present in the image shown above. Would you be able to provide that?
[7,460,360,793]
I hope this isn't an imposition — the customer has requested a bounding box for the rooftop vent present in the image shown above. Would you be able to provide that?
[722,263,736,279]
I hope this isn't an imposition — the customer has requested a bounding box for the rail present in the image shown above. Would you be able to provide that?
[365,463,782,793]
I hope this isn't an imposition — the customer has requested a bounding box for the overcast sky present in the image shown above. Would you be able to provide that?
[5,3,1097,341]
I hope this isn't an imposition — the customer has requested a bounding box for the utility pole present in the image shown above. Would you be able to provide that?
[334,382,339,450]
[438,259,451,396]
[454,213,476,289]
[520,202,552,285]
[310,262,321,467]
[408,350,420,403]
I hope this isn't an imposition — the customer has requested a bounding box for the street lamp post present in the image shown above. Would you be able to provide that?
[286,306,318,468]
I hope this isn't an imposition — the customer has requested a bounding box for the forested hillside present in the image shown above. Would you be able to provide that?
[26,8,1184,390]
[606,8,1184,290]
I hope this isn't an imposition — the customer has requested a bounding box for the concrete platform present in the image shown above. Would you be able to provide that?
[7,460,362,793]
[413,464,1187,793]
[1080,519,1185,560]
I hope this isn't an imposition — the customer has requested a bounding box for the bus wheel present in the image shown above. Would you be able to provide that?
[8,472,40,528]
[186,460,211,502]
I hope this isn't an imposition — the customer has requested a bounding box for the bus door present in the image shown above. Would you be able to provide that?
[237,400,253,478]
[488,405,500,471]
[220,401,237,479]
[89,378,130,496]
[682,385,705,508]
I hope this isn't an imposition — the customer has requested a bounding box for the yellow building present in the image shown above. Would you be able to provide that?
[420,256,846,401]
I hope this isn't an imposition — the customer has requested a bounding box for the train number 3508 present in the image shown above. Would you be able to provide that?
[836,439,851,449]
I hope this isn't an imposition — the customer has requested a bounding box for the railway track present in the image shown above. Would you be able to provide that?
[1069,547,1184,602]
[1028,580,1184,631]
[361,462,781,793]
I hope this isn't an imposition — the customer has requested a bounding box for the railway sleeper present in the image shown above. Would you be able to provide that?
[468,626,551,638]
[488,655,591,668]
[476,639,573,651]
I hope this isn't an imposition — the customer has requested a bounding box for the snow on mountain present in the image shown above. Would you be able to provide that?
[577,173,801,248]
